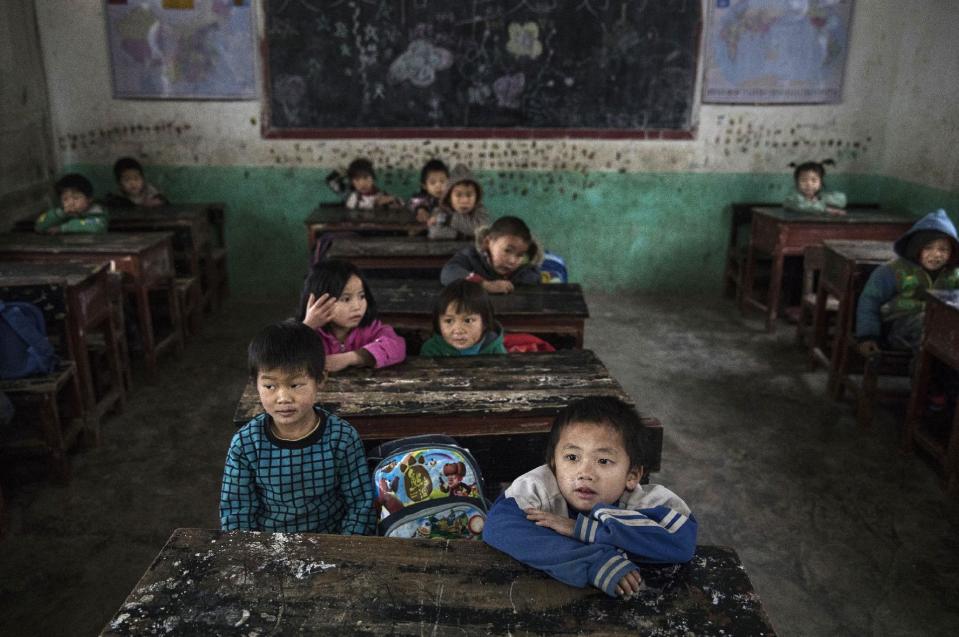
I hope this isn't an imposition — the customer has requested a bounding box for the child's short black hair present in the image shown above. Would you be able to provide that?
[432,279,496,334]
[54,173,93,198]
[791,159,834,183]
[347,158,375,180]
[113,157,144,180]
[420,159,449,184]
[487,216,533,244]
[298,259,377,327]
[248,320,326,381]
[545,397,647,471]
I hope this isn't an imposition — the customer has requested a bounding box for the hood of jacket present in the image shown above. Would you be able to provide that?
[441,164,483,210]
[893,209,959,265]
[473,225,545,268]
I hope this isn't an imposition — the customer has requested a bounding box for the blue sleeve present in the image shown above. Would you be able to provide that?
[334,423,376,535]
[483,495,640,597]
[513,265,543,285]
[219,431,259,531]
[440,251,474,285]
[573,503,697,564]
[856,265,897,340]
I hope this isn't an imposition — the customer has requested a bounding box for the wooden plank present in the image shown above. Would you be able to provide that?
[101,529,776,636]
[0,231,173,254]
[326,236,468,258]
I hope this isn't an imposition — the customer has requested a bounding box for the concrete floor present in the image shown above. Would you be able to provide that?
[1,292,957,636]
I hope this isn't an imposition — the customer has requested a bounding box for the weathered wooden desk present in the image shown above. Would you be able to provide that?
[370,279,590,349]
[325,236,468,273]
[233,350,662,479]
[0,261,125,427]
[305,205,421,250]
[814,240,896,397]
[108,204,213,278]
[102,529,776,636]
[0,233,182,372]
[904,290,959,491]
[741,207,912,331]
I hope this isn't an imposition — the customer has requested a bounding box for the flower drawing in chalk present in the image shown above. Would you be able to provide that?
[493,73,525,109]
[388,39,453,88]
[506,22,543,59]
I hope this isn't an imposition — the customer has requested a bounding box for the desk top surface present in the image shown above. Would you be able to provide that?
[306,205,417,225]
[0,260,108,287]
[752,206,913,224]
[0,232,172,254]
[371,279,589,318]
[108,203,213,222]
[234,350,627,425]
[327,236,469,258]
[101,529,775,637]
[822,239,896,263]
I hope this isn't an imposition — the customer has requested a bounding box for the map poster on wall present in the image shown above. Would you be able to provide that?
[105,0,257,100]
[702,0,853,104]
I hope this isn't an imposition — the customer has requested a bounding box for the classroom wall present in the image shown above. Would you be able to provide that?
[35,2,959,297]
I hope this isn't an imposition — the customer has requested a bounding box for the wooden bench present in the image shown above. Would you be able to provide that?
[305,204,422,252]
[175,276,202,337]
[325,236,469,277]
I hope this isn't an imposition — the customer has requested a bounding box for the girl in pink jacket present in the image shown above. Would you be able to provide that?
[298,260,406,372]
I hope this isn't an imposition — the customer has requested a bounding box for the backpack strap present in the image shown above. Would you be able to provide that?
[0,301,57,375]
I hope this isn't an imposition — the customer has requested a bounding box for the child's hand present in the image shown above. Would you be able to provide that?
[144,195,164,207]
[427,212,440,227]
[415,208,431,223]
[483,280,514,294]
[826,207,847,216]
[524,508,575,537]
[858,340,880,357]
[616,570,643,599]
[46,226,61,235]
[325,352,356,372]
[303,293,337,330]
[374,193,398,207]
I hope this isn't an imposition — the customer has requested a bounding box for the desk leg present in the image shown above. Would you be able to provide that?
[765,252,784,332]
[739,246,756,313]
[575,322,584,350]
[65,323,97,418]
[827,287,854,400]
[903,347,933,453]
[810,285,828,369]
[134,285,158,373]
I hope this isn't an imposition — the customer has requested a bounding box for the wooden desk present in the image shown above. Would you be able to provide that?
[815,240,895,397]
[305,205,421,250]
[102,529,776,636]
[234,350,662,477]
[370,279,590,349]
[904,290,959,491]
[0,261,125,428]
[325,236,468,273]
[0,233,183,372]
[108,204,213,278]
[741,207,912,331]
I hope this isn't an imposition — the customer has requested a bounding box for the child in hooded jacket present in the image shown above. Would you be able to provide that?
[299,259,406,372]
[420,280,506,356]
[428,163,490,239]
[441,216,543,294]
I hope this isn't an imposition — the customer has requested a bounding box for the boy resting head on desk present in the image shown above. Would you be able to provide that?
[483,397,697,598]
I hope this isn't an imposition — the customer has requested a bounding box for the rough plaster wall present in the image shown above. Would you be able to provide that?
[35,1,919,180]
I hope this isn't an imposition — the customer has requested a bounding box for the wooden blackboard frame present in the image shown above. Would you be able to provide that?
[259,5,701,140]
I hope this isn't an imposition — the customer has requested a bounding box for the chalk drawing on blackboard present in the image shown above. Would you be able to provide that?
[388,40,453,88]
[506,22,543,59]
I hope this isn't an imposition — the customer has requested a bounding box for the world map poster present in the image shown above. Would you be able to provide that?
[105,0,257,100]
[702,0,853,104]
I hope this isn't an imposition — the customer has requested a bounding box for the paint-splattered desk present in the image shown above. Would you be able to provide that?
[370,279,590,349]
[305,205,422,251]
[233,350,662,481]
[0,233,182,372]
[101,529,776,636]
[325,236,468,275]
[741,207,913,332]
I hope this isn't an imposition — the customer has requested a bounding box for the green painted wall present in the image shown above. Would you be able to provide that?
[68,163,955,298]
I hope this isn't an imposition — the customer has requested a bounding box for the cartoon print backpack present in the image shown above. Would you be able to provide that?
[369,434,488,540]
[0,301,59,380]
[540,251,568,284]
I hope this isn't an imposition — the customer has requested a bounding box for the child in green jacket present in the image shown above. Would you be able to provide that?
[420,280,506,356]
[35,173,108,234]
[783,160,847,216]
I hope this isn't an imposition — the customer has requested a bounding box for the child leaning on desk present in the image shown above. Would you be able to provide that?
[783,159,847,216]
[219,321,375,534]
[483,397,697,598]
[440,215,543,295]
[299,259,406,372]
[34,173,108,234]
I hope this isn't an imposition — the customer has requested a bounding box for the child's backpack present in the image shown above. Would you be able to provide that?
[503,333,556,353]
[0,301,59,380]
[369,434,488,540]
[540,251,568,284]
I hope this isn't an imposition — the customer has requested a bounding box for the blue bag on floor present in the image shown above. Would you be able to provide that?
[540,251,568,283]
[0,301,59,379]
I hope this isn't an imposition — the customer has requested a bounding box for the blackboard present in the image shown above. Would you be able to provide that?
[263,1,701,138]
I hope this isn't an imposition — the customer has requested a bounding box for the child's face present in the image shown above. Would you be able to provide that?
[919,238,952,271]
[449,183,477,214]
[330,275,367,331]
[119,168,145,197]
[256,366,320,433]
[486,234,530,277]
[60,189,92,215]
[439,302,484,351]
[552,422,640,513]
[351,173,375,195]
[796,170,822,200]
[424,170,448,200]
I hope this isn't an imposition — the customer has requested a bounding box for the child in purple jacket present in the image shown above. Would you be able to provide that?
[298,260,406,372]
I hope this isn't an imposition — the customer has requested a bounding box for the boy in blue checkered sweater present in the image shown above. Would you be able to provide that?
[220,321,375,534]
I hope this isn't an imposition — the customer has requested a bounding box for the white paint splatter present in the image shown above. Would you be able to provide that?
[110,613,130,628]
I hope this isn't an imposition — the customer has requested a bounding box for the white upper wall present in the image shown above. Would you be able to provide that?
[35,1,957,188]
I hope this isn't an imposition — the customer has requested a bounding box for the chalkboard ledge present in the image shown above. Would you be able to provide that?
[261,125,696,140]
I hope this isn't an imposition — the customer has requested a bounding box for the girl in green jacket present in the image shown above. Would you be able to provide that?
[420,280,506,356]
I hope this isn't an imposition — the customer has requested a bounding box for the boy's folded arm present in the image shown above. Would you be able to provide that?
[855,266,896,340]
[219,437,260,531]
[483,495,640,597]
[575,504,697,563]
[335,424,376,535]
[440,253,473,285]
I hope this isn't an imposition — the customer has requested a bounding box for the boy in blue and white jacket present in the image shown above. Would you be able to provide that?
[483,397,696,598]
